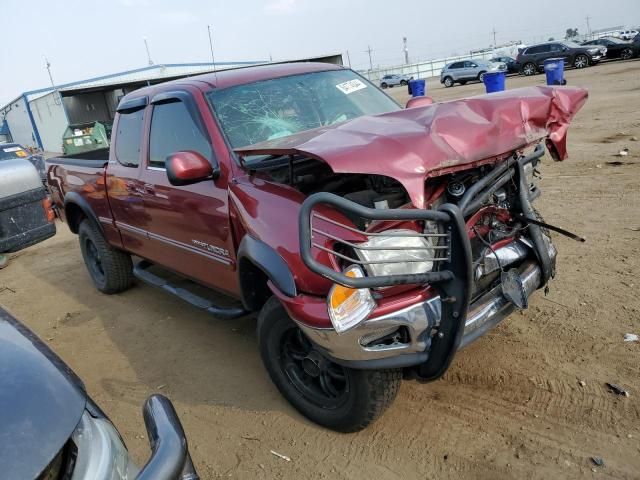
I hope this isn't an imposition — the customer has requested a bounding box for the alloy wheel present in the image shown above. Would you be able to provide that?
[575,55,588,68]
[280,326,349,409]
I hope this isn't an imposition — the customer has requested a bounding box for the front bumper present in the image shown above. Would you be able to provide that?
[297,237,555,367]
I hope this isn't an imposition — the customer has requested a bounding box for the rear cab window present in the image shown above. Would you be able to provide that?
[114,109,144,167]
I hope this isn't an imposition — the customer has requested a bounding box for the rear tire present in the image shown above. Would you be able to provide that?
[443,76,454,88]
[621,48,633,60]
[522,63,537,76]
[78,219,133,294]
[257,297,402,432]
[574,54,589,68]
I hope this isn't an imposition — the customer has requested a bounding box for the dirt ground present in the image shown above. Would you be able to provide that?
[2,60,640,479]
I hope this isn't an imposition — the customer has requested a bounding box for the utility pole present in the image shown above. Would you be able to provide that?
[366,45,373,71]
[585,15,591,38]
[403,37,409,64]
[346,50,351,68]
[44,57,61,105]
[492,27,497,47]
[143,37,154,66]
[207,25,216,69]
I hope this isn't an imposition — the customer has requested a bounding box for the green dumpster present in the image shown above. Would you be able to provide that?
[62,121,112,155]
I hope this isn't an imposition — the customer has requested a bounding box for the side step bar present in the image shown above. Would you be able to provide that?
[133,261,248,319]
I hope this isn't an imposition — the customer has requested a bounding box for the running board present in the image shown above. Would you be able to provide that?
[133,261,248,319]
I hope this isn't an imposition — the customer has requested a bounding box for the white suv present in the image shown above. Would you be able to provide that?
[615,30,638,40]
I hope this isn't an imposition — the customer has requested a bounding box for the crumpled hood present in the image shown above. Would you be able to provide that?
[236,86,588,208]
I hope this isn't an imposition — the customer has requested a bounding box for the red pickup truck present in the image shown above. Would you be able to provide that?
[47,62,587,432]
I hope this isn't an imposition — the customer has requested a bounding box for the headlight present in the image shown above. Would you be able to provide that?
[71,411,139,480]
[589,48,600,54]
[355,229,436,277]
[327,265,376,334]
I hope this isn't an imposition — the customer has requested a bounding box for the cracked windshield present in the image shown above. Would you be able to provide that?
[207,69,399,151]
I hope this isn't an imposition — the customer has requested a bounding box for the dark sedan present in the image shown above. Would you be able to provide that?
[582,37,636,60]
[0,306,198,480]
[490,56,519,74]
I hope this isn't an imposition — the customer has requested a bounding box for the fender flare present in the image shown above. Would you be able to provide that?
[63,192,104,235]
[237,236,297,303]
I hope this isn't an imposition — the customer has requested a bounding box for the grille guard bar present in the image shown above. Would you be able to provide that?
[298,193,473,380]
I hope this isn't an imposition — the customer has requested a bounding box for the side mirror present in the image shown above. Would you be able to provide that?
[405,96,434,109]
[165,151,218,186]
[137,395,198,480]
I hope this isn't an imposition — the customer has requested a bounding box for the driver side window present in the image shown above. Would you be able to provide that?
[148,100,212,169]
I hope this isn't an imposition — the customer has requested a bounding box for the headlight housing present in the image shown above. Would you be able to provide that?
[354,229,436,278]
[327,265,376,334]
[71,411,139,480]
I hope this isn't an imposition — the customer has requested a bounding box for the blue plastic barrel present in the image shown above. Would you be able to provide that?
[408,79,426,97]
[483,71,506,93]
[544,58,566,85]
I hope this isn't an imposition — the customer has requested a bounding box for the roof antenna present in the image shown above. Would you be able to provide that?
[143,37,154,66]
[207,25,218,85]
[43,56,61,105]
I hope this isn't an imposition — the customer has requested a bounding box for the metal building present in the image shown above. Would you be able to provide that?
[1,54,344,154]
[0,62,260,153]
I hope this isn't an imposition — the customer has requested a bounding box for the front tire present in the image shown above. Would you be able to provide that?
[78,219,133,294]
[380,82,388,89]
[257,297,402,432]
[478,71,487,82]
[574,54,589,68]
[400,80,408,86]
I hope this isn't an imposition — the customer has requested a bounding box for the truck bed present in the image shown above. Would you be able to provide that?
[46,147,109,169]
[46,149,112,239]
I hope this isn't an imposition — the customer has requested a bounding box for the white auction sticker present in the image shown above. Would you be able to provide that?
[2,147,21,152]
[336,79,367,94]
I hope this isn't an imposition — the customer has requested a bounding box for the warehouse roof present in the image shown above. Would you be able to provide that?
[1,61,262,110]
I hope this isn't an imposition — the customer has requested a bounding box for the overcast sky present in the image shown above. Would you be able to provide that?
[1,0,639,104]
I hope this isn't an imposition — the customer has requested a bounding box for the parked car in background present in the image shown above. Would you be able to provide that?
[582,37,636,60]
[440,59,506,87]
[490,56,519,74]
[0,156,55,257]
[0,306,198,479]
[516,41,604,76]
[379,73,413,89]
[613,29,638,41]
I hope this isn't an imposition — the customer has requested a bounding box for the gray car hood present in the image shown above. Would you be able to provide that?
[0,307,86,479]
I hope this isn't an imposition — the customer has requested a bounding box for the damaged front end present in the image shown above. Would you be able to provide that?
[296,144,554,380]
[236,86,587,382]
